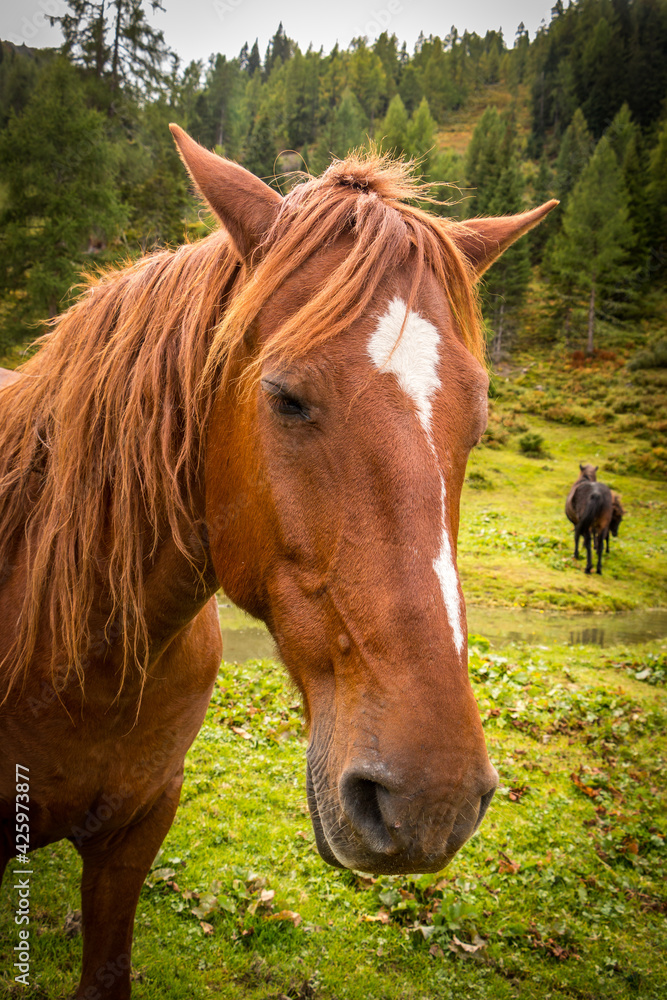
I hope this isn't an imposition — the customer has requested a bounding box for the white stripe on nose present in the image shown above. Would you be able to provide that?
[367,297,464,655]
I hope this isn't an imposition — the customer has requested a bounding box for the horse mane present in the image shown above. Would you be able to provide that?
[0,150,483,700]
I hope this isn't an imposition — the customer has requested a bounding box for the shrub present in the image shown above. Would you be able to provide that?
[628,339,667,370]
[467,471,494,490]
[543,403,591,425]
[518,431,546,456]
[481,411,509,448]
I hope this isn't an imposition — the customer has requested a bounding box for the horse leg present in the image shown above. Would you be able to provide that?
[0,831,9,887]
[574,528,581,559]
[584,530,593,574]
[596,534,604,575]
[74,772,183,1000]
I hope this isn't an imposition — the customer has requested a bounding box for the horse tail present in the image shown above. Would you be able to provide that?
[577,488,607,535]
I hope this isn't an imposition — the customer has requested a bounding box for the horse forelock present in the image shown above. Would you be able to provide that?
[0,151,483,701]
[203,150,483,390]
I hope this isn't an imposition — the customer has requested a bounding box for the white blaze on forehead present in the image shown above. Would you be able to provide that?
[367,297,465,655]
[367,296,441,433]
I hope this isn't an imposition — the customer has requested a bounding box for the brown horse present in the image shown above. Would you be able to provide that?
[607,491,625,553]
[565,463,613,574]
[0,127,556,998]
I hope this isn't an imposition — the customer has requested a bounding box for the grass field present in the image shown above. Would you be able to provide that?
[459,350,667,614]
[1,640,665,999]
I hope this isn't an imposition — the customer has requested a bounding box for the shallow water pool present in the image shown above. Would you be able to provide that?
[218,598,667,661]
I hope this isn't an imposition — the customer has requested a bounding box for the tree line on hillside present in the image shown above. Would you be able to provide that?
[0,0,666,359]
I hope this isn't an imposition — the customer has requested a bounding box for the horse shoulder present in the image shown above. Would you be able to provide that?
[0,597,221,849]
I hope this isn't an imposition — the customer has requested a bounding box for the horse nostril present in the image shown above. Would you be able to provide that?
[339,772,398,854]
[473,784,496,833]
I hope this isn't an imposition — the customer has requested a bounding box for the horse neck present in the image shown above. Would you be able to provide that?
[138,508,219,664]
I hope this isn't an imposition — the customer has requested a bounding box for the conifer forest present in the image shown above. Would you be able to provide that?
[1,0,666,364]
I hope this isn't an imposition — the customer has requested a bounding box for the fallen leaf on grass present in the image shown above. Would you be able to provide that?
[200,921,214,935]
[355,873,378,888]
[498,851,520,875]
[531,934,580,961]
[147,867,177,886]
[571,771,599,798]
[429,943,445,958]
[191,892,219,919]
[63,910,82,938]
[247,887,275,916]
[361,909,390,924]
[508,784,530,802]
[231,726,252,739]
[624,889,667,914]
[449,933,487,955]
[266,909,302,927]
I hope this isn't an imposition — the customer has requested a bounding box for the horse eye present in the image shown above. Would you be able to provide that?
[261,378,309,420]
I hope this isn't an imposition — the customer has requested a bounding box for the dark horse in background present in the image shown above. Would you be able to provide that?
[565,463,614,574]
[0,126,557,999]
[607,491,625,552]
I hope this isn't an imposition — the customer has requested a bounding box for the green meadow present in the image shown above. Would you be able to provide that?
[1,351,666,1000]
[1,641,665,999]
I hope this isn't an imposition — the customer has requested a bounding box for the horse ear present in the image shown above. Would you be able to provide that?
[580,463,585,471]
[454,201,559,277]
[170,124,282,261]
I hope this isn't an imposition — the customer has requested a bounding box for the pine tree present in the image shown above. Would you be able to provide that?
[118,96,189,250]
[464,107,530,358]
[580,15,624,137]
[485,159,531,360]
[554,107,593,204]
[244,107,277,178]
[247,39,261,77]
[646,117,667,274]
[464,106,507,214]
[264,22,291,78]
[529,152,555,263]
[0,58,123,345]
[348,41,386,126]
[330,91,367,154]
[284,48,319,149]
[0,42,46,127]
[49,0,173,96]
[50,0,108,78]
[373,32,400,105]
[406,97,437,172]
[192,53,244,154]
[317,43,345,123]
[398,63,422,113]
[606,103,649,253]
[379,94,408,156]
[549,135,635,354]
[311,91,367,173]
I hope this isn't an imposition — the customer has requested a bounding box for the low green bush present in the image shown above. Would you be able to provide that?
[628,338,667,370]
[518,431,546,456]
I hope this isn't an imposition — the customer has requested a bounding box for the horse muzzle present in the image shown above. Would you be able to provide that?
[306,757,498,875]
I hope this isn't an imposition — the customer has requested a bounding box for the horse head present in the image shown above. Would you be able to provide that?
[579,462,598,481]
[172,127,556,875]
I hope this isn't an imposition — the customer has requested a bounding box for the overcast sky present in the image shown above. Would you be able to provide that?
[2,0,555,67]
